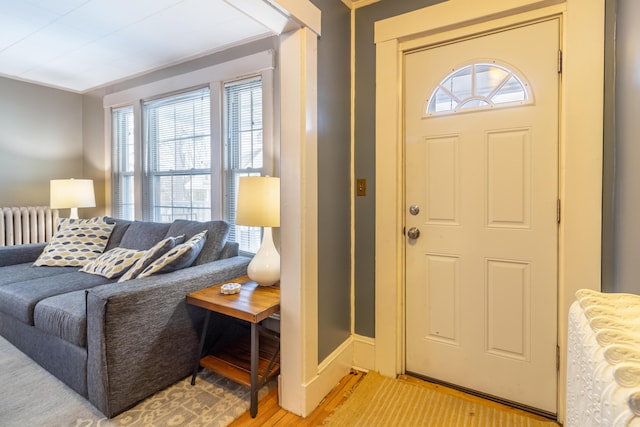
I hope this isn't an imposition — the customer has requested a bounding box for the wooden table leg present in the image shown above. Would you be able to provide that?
[250,322,259,418]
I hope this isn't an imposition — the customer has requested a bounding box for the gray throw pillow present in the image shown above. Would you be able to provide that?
[119,221,172,250]
[104,217,134,251]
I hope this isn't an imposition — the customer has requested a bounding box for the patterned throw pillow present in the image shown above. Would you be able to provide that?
[136,230,208,279]
[34,220,115,267]
[117,235,185,282]
[81,247,145,278]
[55,216,107,232]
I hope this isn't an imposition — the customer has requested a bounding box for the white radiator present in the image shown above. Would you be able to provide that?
[566,289,640,427]
[0,206,59,246]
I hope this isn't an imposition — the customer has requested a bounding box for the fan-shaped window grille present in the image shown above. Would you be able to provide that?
[426,62,530,115]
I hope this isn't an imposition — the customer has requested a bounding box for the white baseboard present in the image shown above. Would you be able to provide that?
[352,334,376,372]
[301,337,354,416]
[282,334,377,417]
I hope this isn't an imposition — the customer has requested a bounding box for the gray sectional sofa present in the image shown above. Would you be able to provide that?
[0,217,251,417]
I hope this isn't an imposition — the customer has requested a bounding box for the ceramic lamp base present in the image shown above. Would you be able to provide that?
[248,227,280,286]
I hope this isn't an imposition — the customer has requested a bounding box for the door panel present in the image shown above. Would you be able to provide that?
[404,19,559,413]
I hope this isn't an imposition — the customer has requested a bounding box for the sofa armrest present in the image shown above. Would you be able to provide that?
[0,243,46,267]
[86,255,251,417]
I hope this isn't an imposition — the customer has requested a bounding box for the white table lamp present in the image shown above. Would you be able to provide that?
[50,179,96,219]
[235,176,280,286]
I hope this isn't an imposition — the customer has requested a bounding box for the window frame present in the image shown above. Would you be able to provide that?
[223,77,266,255]
[142,86,213,223]
[111,105,136,220]
[104,51,275,252]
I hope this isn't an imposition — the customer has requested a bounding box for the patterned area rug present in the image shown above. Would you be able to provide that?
[0,336,272,427]
[324,371,559,427]
[89,370,273,427]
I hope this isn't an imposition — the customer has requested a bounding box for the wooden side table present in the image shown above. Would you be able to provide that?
[186,275,280,418]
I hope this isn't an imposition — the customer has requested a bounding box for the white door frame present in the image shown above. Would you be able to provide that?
[373,0,604,423]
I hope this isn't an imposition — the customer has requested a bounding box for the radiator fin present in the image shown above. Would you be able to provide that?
[0,207,60,246]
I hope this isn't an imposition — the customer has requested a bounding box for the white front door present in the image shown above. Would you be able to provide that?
[404,19,559,413]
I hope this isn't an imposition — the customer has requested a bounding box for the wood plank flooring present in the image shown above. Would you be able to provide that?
[231,370,363,426]
[230,370,558,426]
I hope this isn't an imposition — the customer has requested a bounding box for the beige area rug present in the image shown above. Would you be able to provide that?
[0,336,272,427]
[324,371,559,427]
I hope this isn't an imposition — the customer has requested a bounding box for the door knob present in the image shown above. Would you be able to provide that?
[407,227,420,240]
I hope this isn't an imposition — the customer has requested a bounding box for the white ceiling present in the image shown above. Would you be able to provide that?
[0,0,276,93]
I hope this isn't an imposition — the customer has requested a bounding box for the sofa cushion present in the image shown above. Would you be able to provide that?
[81,247,145,279]
[137,231,207,278]
[117,235,185,282]
[34,290,87,347]
[0,263,78,287]
[0,271,112,324]
[33,219,115,267]
[164,219,229,265]
[119,221,172,251]
[104,218,134,251]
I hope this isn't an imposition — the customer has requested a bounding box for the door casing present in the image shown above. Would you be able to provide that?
[373,1,604,423]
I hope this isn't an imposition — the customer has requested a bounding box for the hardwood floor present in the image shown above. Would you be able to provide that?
[230,370,558,426]
[230,370,363,426]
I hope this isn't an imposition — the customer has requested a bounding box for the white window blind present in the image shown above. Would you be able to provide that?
[112,106,135,220]
[224,77,263,253]
[143,87,211,222]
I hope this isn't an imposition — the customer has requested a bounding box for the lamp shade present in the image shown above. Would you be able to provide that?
[50,179,96,209]
[235,176,280,227]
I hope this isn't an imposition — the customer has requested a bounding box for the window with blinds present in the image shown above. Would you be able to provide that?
[143,88,211,222]
[224,77,263,253]
[109,68,269,255]
[112,106,135,220]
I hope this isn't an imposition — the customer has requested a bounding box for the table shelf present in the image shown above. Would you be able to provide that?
[200,330,280,387]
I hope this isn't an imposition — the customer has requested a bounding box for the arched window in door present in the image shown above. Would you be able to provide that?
[426,62,531,115]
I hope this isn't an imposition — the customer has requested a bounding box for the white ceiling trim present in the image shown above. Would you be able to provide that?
[225,0,321,36]
[225,0,298,34]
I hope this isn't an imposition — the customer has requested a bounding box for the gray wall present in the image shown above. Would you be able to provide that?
[0,77,83,207]
[353,0,445,338]
[312,0,352,362]
[610,0,640,294]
